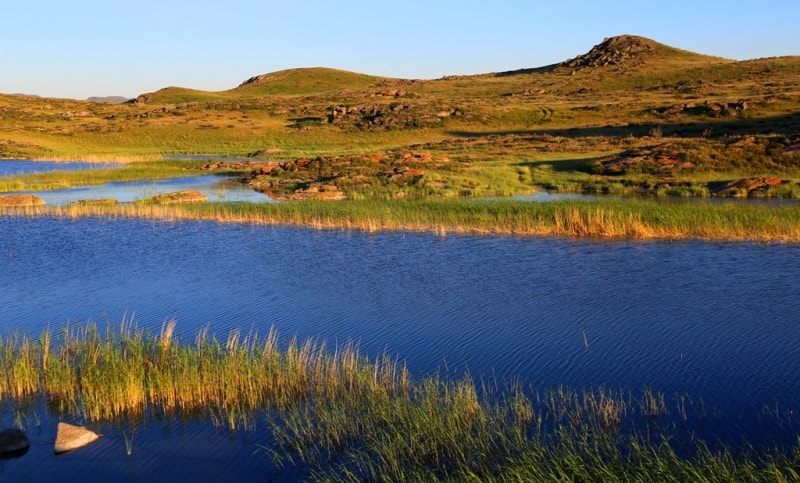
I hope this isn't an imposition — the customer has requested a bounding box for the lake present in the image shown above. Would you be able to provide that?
[1,215,799,479]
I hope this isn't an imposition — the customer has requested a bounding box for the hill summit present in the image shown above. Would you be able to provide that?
[560,35,657,69]
[556,34,721,73]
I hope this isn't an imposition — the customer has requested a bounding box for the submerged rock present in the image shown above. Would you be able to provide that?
[70,198,119,206]
[0,428,30,459]
[0,194,46,207]
[54,422,100,454]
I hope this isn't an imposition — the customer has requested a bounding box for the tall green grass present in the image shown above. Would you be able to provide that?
[1,323,799,481]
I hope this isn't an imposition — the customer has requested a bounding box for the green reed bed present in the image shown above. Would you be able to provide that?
[0,321,405,426]
[1,323,798,481]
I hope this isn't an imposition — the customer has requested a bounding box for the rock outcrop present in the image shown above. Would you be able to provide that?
[785,134,800,155]
[0,194,46,207]
[710,177,783,197]
[600,146,695,175]
[226,150,444,200]
[559,35,657,72]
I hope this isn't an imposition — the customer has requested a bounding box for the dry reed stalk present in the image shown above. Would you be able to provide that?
[159,319,177,351]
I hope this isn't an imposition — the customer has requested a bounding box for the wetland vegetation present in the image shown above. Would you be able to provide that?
[2,323,799,481]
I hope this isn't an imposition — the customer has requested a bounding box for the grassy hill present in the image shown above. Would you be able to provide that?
[230,67,383,96]
[1,34,798,199]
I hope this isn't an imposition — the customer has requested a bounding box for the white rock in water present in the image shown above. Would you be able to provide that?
[54,422,100,454]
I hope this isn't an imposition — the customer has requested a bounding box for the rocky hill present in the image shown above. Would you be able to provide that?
[556,34,728,73]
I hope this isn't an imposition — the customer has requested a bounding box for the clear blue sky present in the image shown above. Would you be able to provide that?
[2,0,798,99]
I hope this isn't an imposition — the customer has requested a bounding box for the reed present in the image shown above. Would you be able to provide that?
[0,323,799,480]
[9,196,800,243]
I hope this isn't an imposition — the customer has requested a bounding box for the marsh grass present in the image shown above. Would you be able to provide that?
[10,196,798,243]
[1,323,798,481]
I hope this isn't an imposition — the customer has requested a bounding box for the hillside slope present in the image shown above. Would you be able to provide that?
[0,35,797,163]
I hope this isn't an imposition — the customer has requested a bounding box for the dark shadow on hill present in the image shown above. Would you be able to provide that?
[519,156,605,174]
[448,112,800,139]
[493,64,558,77]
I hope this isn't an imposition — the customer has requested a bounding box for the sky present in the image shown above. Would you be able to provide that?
[2,0,799,100]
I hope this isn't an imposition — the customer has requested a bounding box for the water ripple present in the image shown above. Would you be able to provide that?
[1,217,800,448]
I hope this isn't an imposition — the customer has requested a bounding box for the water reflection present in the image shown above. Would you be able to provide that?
[5,175,273,204]
[1,158,273,204]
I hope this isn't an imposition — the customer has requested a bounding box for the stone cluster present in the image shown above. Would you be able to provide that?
[559,35,655,72]
[202,151,446,201]
[600,147,695,175]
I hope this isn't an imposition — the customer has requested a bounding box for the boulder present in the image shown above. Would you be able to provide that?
[54,422,100,454]
[148,190,208,204]
[0,428,30,458]
[0,194,46,207]
[710,177,782,197]
[785,134,800,155]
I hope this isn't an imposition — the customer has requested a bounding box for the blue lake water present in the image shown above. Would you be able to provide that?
[9,174,273,204]
[1,159,800,479]
[0,217,799,480]
[0,159,120,176]
[3,218,798,409]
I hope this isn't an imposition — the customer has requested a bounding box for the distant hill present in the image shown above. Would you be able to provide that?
[87,96,131,104]
[231,67,383,96]
[131,86,226,105]
[129,35,752,103]
[133,67,383,104]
